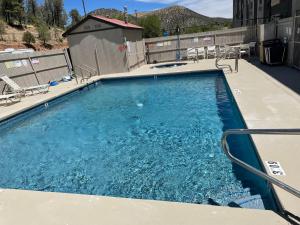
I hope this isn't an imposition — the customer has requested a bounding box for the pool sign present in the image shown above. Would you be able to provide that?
[265,161,286,176]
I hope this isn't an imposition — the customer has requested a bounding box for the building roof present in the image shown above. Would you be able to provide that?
[92,15,143,29]
[63,14,143,37]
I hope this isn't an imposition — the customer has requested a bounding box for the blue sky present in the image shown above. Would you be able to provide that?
[38,0,233,18]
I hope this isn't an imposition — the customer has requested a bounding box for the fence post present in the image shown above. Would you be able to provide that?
[135,41,139,67]
[63,49,72,74]
[28,56,40,85]
[124,37,130,71]
[95,48,101,75]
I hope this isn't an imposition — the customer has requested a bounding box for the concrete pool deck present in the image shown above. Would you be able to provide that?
[0,59,299,224]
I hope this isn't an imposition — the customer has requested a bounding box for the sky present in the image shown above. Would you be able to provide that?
[39,0,233,19]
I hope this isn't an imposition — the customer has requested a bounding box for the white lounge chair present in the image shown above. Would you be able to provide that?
[207,46,217,58]
[196,47,206,59]
[0,93,21,106]
[0,75,49,96]
[187,48,197,60]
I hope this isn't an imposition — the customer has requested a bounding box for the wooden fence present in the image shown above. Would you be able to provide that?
[144,26,257,63]
[0,49,71,94]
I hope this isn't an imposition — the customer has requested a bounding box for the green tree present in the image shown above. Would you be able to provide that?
[37,23,51,45]
[60,9,67,27]
[41,0,66,28]
[0,20,6,40]
[26,0,38,24]
[1,0,25,25]
[22,31,35,44]
[184,24,201,34]
[69,9,81,25]
[138,15,161,38]
[41,0,53,26]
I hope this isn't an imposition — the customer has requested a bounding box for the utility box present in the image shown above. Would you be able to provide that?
[260,39,286,65]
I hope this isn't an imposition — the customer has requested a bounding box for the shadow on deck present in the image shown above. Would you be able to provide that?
[249,59,300,96]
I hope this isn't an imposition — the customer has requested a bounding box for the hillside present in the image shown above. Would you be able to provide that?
[90,6,232,32]
[140,6,231,31]
[89,8,137,23]
[0,23,68,51]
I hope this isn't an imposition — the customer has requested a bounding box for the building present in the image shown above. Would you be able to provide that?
[233,0,300,27]
[233,0,271,27]
[63,15,145,76]
[271,0,300,18]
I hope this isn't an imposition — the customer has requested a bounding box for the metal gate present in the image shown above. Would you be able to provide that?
[293,16,300,69]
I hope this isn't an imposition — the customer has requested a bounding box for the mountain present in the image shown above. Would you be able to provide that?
[139,6,231,32]
[89,6,232,33]
[89,8,136,22]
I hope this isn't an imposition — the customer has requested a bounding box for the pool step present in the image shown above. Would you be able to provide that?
[230,194,265,210]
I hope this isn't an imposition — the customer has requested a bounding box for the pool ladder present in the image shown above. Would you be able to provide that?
[74,64,97,84]
[215,48,240,73]
[221,129,300,199]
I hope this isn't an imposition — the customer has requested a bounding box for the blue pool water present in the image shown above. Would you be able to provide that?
[0,72,276,209]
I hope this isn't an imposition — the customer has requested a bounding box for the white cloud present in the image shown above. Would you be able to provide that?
[136,0,233,18]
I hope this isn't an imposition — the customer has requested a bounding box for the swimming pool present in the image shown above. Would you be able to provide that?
[0,72,277,210]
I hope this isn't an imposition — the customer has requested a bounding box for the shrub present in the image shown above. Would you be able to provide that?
[37,23,51,45]
[22,31,36,44]
[0,20,6,41]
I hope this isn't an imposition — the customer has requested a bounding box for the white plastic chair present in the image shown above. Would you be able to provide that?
[196,47,206,59]
[217,46,226,57]
[207,46,217,58]
[224,45,236,59]
[249,42,257,56]
[239,44,250,58]
[187,48,197,60]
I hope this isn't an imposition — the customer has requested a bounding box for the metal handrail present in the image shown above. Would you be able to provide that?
[215,57,233,73]
[221,129,300,198]
[216,47,241,73]
[74,65,92,83]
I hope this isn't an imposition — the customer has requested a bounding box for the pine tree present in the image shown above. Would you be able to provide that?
[37,22,51,45]
[26,0,38,23]
[0,19,6,41]
[1,0,25,25]
[41,0,66,28]
[69,9,81,25]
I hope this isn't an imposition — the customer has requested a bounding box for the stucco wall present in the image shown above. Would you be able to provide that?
[67,18,145,76]
[68,27,128,76]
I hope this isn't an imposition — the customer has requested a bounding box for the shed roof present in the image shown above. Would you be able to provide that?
[63,14,143,37]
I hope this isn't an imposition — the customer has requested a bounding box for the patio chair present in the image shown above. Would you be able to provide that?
[196,47,206,59]
[249,42,257,56]
[224,45,237,59]
[239,44,250,58]
[0,75,49,96]
[0,93,21,106]
[207,46,217,58]
[187,48,197,61]
[217,46,226,58]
